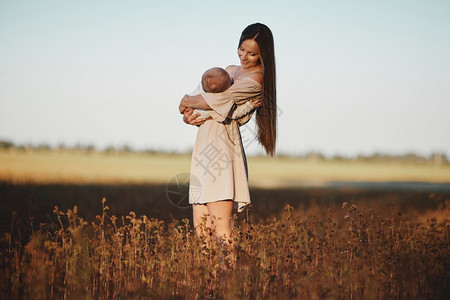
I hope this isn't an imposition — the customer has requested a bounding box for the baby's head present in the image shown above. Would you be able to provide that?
[201,67,232,93]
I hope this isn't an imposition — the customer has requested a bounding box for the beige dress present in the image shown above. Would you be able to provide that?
[189,78,262,212]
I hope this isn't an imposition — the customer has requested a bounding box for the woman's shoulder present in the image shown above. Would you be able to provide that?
[235,72,262,86]
[246,71,263,84]
[227,65,262,84]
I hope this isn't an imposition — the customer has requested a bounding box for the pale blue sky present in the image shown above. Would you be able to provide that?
[1,0,449,157]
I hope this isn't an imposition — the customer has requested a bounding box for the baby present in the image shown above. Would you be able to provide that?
[201,67,232,93]
[191,67,259,120]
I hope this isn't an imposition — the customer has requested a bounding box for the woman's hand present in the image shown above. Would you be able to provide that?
[249,99,262,109]
[179,94,189,114]
[183,108,208,126]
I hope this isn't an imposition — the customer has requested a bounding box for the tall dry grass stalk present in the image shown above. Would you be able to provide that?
[1,197,449,299]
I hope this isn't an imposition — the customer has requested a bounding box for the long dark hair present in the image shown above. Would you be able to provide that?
[239,23,277,156]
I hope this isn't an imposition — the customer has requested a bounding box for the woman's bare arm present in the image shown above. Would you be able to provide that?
[179,94,211,114]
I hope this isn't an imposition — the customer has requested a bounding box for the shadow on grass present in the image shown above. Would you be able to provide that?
[1,181,448,234]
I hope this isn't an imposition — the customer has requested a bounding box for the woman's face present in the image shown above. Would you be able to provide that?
[238,39,260,69]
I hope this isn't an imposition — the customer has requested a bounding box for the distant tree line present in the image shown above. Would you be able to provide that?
[0,140,187,155]
[0,140,447,164]
[277,151,448,165]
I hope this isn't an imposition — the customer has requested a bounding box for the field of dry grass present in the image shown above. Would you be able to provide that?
[1,195,449,299]
[0,150,191,184]
[1,149,449,186]
[0,149,449,298]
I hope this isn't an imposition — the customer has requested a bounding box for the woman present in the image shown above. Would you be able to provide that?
[179,23,276,242]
